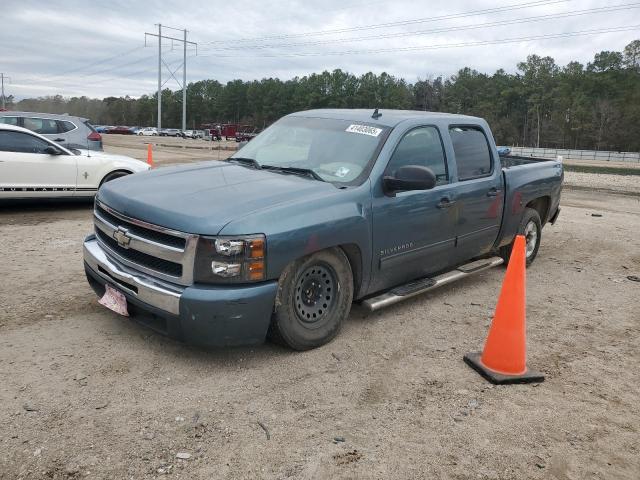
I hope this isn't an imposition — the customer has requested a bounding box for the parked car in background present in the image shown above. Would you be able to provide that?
[95,125,112,134]
[137,127,158,136]
[497,146,512,156]
[160,128,182,137]
[0,111,103,151]
[0,124,149,200]
[181,130,203,139]
[106,126,135,135]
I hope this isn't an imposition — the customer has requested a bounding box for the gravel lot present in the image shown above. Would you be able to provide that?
[0,145,639,479]
[564,171,640,195]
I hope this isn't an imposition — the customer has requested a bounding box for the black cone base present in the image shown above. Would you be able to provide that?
[463,352,545,385]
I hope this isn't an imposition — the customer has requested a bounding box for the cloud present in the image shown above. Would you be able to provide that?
[2,0,639,99]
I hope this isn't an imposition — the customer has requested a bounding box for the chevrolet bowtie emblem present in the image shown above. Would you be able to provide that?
[113,227,132,248]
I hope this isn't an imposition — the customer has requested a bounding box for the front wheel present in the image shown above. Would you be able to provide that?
[269,248,354,350]
[500,207,542,266]
[100,171,130,186]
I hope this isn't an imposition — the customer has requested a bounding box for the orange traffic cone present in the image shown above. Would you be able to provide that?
[463,235,544,384]
[146,143,154,167]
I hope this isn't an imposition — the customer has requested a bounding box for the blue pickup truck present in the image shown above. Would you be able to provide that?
[83,109,562,350]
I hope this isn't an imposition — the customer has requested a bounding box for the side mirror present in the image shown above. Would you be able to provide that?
[44,145,62,155]
[383,165,437,194]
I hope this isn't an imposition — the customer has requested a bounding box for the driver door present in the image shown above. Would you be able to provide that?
[370,126,457,293]
[0,130,77,199]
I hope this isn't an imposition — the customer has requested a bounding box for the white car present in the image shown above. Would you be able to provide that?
[137,127,158,136]
[0,124,150,200]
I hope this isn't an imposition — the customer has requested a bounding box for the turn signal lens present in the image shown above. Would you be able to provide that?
[248,239,265,259]
[248,261,265,281]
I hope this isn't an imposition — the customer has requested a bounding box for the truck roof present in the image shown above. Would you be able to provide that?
[287,109,483,128]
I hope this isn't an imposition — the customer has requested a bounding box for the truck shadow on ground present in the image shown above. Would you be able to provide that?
[100,268,503,369]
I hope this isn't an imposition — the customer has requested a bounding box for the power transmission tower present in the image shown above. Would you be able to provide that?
[1,73,11,110]
[145,25,197,131]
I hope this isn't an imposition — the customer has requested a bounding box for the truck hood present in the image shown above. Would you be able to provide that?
[96,160,338,235]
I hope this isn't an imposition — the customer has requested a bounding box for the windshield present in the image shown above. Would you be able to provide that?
[230,116,389,184]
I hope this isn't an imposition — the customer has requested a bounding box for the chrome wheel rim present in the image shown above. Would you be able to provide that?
[295,265,336,325]
[524,220,538,258]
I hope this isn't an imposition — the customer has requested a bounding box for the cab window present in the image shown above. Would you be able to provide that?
[449,126,493,180]
[0,131,52,154]
[386,126,448,185]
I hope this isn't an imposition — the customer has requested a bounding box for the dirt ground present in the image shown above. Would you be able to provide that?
[1,142,639,479]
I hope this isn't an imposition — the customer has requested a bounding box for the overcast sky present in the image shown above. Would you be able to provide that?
[1,0,639,99]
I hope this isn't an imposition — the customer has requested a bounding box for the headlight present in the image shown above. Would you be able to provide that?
[194,234,266,283]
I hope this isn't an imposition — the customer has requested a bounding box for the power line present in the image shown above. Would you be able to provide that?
[16,46,147,85]
[198,24,640,58]
[199,2,640,52]
[201,0,570,45]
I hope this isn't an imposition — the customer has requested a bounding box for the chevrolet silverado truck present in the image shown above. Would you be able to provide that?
[83,109,562,350]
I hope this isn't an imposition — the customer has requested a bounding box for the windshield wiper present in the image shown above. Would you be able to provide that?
[261,165,325,182]
[226,157,261,169]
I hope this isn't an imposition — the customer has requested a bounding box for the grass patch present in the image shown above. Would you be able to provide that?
[563,164,640,176]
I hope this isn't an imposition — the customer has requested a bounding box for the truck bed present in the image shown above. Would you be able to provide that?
[500,155,555,168]
[495,154,563,249]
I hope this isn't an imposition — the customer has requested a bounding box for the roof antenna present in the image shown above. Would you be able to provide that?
[371,108,382,120]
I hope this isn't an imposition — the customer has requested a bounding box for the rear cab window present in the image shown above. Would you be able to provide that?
[449,126,493,181]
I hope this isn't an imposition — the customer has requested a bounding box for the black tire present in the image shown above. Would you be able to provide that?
[499,207,542,267]
[268,248,354,350]
[100,171,130,186]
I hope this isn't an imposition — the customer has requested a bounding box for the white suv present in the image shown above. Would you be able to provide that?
[137,127,158,136]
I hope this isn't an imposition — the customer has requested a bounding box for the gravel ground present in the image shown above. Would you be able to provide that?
[0,156,639,478]
[564,171,640,195]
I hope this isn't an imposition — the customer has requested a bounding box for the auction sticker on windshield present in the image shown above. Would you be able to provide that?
[345,124,383,137]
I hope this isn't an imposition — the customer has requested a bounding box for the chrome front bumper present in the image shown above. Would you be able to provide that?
[83,236,183,315]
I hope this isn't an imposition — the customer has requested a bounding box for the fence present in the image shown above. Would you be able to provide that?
[508,147,640,164]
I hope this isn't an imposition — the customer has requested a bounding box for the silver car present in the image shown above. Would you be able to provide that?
[0,111,103,151]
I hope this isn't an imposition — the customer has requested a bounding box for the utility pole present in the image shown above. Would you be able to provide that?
[0,73,11,110]
[157,24,162,130]
[182,29,187,133]
[145,26,196,132]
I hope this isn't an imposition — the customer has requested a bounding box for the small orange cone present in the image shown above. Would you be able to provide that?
[146,143,154,167]
[463,235,544,384]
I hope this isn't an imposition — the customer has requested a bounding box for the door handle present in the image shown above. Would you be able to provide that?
[54,138,65,142]
[486,188,502,197]
[437,197,456,209]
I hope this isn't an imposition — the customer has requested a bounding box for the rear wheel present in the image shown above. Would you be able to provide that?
[269,248,353,350]
[500,207,542,266]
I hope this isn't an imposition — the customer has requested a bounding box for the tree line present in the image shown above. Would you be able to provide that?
[7,40,640,151]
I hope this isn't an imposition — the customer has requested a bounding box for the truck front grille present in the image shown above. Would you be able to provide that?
[93,200,198,285]
[95,229,183,277]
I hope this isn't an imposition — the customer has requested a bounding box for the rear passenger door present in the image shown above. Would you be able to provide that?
[449,125,503,263]
[23,117,69,146]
